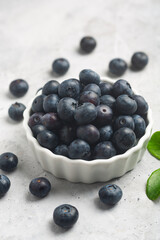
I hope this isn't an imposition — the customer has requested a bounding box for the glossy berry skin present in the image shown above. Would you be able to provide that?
[133,95,148,115]
[53,204,79,228]
[58,79,80,99]
[79,69,100,85]
[109,58,127,76]
[0,175,11,197]
[42,113,61,131]
[79,91,100,106]
[112,79,133,98]
[131,52,148,70]
[100,95,115,109]
[37,130,58,150]
[52,58,70,75]
[31,95,45,113]
[77,124,100,145]
[29,177,51,198]
[115,94,137,115]
[113,127,136,153]
[57,97,77,121]
[74,103,97,125]
[99,184,123,205]
[99,125,113,141]
[80,36,96,53]
[99,81,113,96]
[28,112,44,128]
[42,80,59,95]
[95,105,113,126]
[114,115,135,131]
[54,145,69,157]
[31,125,47,138]
[132,114,146,138]
[68,139,91,160]
[94,141,116,159]
[9,79,29,97]
[83,83,101,96]
[0,152,18,172]
[8,102,26,121]
[59,125,76,145]
[43,94,60,113]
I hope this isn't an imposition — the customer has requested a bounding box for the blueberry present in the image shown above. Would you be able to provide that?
[31,95,45,113]
[132,114,146,138]
[37,130,58,150]
[31,125,47,138]
[131,52,148,70]
[36,87,43,94]
[41,113,61,131]
[112,79,133,98]
[79,69,100,85]
[133,95,148,115]
[95,105,113,126]
[80,36,96,53]
[59,125,76,145]
[74,103,97,125]
[52,58,70,75]
[83,84,101,96]
[8,102,26,121]
[28,112,44,128]
[58,79,80,99]
[43,94,60,113]
[79,91,100,106]
[112,127,136,153]
[94,141,116,159]
[68,139,91,160]
[0,152,18,172]
[99,184,123,205]
[53,204,79,228]
[0,174,11,197]
[114,115,135,131]
[99,81,113,95]
[77,124,100,145]
[42,80,59,95]
[9,79,29,97]
[54,145,69,157]
[57,97,77,121]
[109,58,127,76]
[29,177,51,198]
[99,125,113,141]
[115,94,137,115]
[100,95,115,109]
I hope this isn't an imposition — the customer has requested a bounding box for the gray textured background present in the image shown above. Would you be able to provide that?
[0,0,160,239]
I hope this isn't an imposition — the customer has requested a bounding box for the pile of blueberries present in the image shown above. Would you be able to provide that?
[28,69,148,160]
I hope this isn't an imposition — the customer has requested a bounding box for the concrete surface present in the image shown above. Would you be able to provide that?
[0,0,160,239]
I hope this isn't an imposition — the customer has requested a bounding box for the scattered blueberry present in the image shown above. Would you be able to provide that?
[54,145,69,157]
[99,81,113,95]
[131,52,148,70]
[114,115,135,131]
[100,95,115,109]
[99,184,123,205]
[80,36,96,53]
[94,141,116,159]
[37,130,58,150]
[68,139,91,160]
[115,94,137,115]
[95,105,113,126]
[133,95,148,115]
[0,174,11,197]
[0,152,18,172]
[57,97,77,121]
[109,58,127,76]
[28,112,44,128]
[79,91,100,106]
[41,113,61,130]
[52,58,70,75]
[43,94,60,113]
[99,125,113,141]
[29,177,51,198]
[132,114,146,138]
[9,79,29,97]
[8,102,26,121]
[74,103,97,125]
[77,124,100,145]
[42,80,59,95]
[79,69,100,85]
[58,79,80,99]
[112,79,133,98]
[31,95,45,113]
[31,125,47,138]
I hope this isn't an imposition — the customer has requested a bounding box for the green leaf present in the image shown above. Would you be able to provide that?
[146,168,160,200]
[147,131,160,160]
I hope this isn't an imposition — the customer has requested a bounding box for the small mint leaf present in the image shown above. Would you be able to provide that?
[146,168,160,200]
[147,131,160,160]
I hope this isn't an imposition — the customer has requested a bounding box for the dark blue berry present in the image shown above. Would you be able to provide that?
[8,102,26,121]
[99,81,113,95]
[99,125,113,141]
[59,125,76,145]
[37,130,58,150]
[131,52,148,70]
[115,94,137,115]
[133,95,148,115]
[114,115,135,131]
[68,139,91,160]
[53,204,79,228]
[58,79,80,99]
[54,145,69,157]
[79,91,100,106]
[94,141,116,159]
[100,95,115,109]
[52,58,70,75]
[57,97,77,121]
[42,80,59,95]
[29,177,51,198]
[43,94,60,113]
[77,124,100,145]
[9,79,29,97]
[74,103,97,125]
[95,105,113,126]
[41,113,61,131]
[109,58,127,76]
[83,83,101,96]
[79,69,100,85]
[112,79,133,98]
[132,114,146,138]
[99,184,123,205]
[80,36,96,53]
[28,112,44,128]
[0,152,18,172]
[32,95,45,113]
[0,174,11,197]
[31,125,47,138]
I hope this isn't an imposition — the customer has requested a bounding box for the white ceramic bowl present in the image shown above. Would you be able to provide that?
[23,78,153,183]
